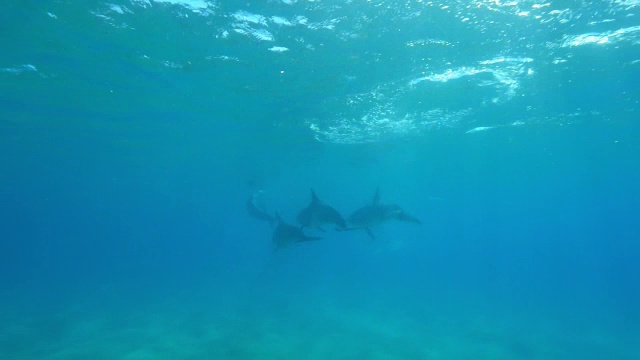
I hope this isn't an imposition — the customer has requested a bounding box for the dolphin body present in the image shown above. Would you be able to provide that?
[297,189,347,231]
[246,191,276,224]
[347,188,421,239]
[272,214,322,249]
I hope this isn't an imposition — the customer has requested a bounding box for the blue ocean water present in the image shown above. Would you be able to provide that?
[1,0,639,358]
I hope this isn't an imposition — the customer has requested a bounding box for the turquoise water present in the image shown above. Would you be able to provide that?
[1,1,639,358]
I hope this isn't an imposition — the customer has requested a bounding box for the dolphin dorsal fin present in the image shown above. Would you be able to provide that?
[311,189,319,203]
[372,188,380,205]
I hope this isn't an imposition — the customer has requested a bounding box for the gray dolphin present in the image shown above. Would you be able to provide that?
[297,189,347,231]
[273,213,322,249]
[346,188,421,239]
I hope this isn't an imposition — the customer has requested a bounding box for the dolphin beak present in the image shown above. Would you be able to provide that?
[398,212,421,224]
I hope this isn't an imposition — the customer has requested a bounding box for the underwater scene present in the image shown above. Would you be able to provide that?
[1,0,639,359]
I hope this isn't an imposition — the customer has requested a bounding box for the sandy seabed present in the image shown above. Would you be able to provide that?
[1,285,637,360]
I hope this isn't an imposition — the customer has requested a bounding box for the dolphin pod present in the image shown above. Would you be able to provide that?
[247,188,421,248]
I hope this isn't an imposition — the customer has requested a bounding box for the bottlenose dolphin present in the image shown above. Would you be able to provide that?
[272,213,322,249]
[246,190,276,223]
[347,188,421,239]
[297,189,347,231]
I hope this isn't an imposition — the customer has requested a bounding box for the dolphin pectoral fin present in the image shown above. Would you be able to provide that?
[399,212,421,224]
[365,228,375,239]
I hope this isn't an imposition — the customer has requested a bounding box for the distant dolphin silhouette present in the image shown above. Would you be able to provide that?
[272,213,322,249]
[297,189,347,231]
[346,188,421,239]
[246,190,276,223]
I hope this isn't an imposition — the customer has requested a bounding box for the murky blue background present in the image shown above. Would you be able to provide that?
[1,0,639,358]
